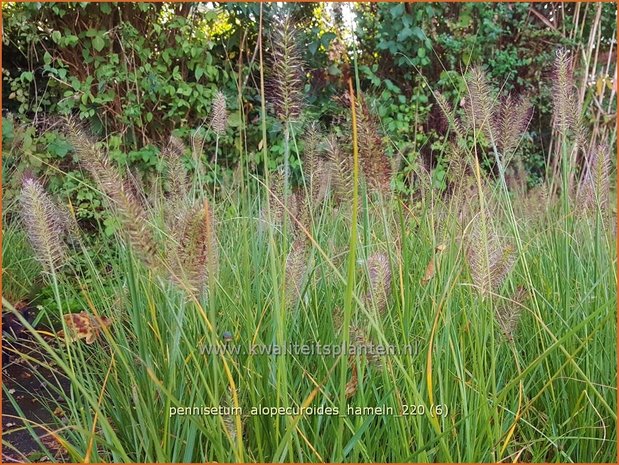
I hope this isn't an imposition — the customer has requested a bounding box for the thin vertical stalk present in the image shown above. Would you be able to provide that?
[560,133,572,316]
[258,6,290,458]
[213,134,220,190]
[283,124,290,199]
[336,78,360,460]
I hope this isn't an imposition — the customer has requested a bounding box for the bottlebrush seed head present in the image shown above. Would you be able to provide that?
[211,91,228,135]
[20,177,67,273]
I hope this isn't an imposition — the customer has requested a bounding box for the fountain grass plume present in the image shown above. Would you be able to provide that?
[435,91,465,142]
[577,142,611,215]
[211,91,228,136]
[168,198,219,295]
[355,97,392,196]
[302,123,330,206]
[466,218,517,296]
[19,176,68,273]
[65,122,160,269]
[496,285,529,343]
[324,133,352,205]
[497,94,533,159]
[269,13,304,123]
[464,66,497,142]
[163,135,189,202]
[364,252,391,315]
[552,48,577,136]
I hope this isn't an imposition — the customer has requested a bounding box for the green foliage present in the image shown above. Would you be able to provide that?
[3,168,616,462]
[2,2,616,220]
[1,215,41,305]
[352,2,613,183]
[2,4,616,461]
[3,3,249,221]
[5,3,233,135]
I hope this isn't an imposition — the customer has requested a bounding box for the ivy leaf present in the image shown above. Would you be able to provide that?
[390,3,405,18]
[327,64,340,76]
[228,111,242,128]
[49,138,73,158]
[63,34,79,47]
[320,32,336,47]
[2,118,14,144]
[308,41,319,55]
[412,27,425,40]
[195,66,204,81]
[103,216,120,237]
[92,35,105,52]
[398,27,412,42]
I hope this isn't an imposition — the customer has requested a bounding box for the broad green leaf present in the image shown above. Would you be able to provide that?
[92,35,105,52]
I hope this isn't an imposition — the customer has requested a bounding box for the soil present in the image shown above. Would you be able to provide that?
[2,335,69,463]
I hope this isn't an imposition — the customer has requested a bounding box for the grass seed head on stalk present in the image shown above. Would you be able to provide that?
[65,121,160,269]
[333,308,382,370]
[169,198,219,295]
[267,167,286,225]
[290,190,312,241]
[552,48,577,136]
[434,91,465,142]
[445,146,478,228]
[285,190,312,307]
[577,143,611,216]
[345,364,359,398]
[222,386,242,444]
[466,218,516,296]
[350,323,382,367]
[324,133,352,205]
[191,132,206,162]
[163,135,189,203]
[270,13,305,123]
[285,236,309,308]
[355,97,392,196]
[364,252,391,315]
[20,176,68,273]
[464,66,497,143]
[302,123,330,207]
[211,91,228,136]
[496,285,529,343]
[524,182,551,219]
[593,143,611,212]
[497,94,532,159]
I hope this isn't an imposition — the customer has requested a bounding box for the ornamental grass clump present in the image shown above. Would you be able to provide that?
[3,22,615,462]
